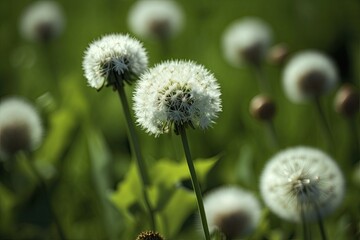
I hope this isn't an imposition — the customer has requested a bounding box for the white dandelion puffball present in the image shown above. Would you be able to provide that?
[260,147,345,222]
[222,17,272,67]
[133,60,222,136]
[82,34,148,90]
[128,0,184,40]
[19,0,65,43]
[0,97,43,159]
[283,51,338,103]
[204,186,261,239]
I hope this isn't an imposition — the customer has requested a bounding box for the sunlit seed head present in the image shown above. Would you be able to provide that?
[260,146,345,222]
[82,34,148,90]
[133,60,222,136]
[222,17,272,67]
[334,84,359,117]
[282,51,338,103]
[0,97,43,159]
[19,1,65,43]
[204,186,261,239]
[250,95,276,121]
[128,0,184,40]
[136,231,164,240]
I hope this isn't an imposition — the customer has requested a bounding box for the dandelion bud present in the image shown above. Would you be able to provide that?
[204,186,261,239]
[222,17,272,68]
[0,98,43,159]
[128,0,184,41]
[82,34,148,90]
[268,43,289,65]
[136,231,164,240]
[283,51,338,103]
[250,95,276,121]
[260,147,345,222]
[19,1,65,43]
[134,60,222,136]
[334,84,359,117]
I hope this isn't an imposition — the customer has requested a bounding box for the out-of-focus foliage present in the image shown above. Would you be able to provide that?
[0,0,359,239]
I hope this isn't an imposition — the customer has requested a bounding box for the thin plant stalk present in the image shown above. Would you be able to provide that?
[178,125,210,240]
[301,205,310,240]
[314,203,327,240]
[26,159,66,240]
[313,98,334,148]
[253,65,270,94]
[265,120,279,150]
[114,79,156,231]
[348,118,360,165]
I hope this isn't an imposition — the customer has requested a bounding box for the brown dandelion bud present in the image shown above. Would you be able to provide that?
[268,43,289,65]
[136,231,164,240]
[335,84,359,117]
[250,95,276,121]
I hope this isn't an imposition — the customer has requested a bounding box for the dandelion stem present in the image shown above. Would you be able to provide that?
[348,118,360,165]
[314,204,327,240]
[253,65,270,94]
[178,125,210,240]
[265,120,279,150]
[313,98,334,148]
[27,159,66,240]
[115,81,156,231]
[301,206,310,240]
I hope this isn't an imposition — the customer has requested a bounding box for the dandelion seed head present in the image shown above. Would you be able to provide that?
[128,0,184,40]
[260,147,345,222]
[204,186,261,238]
[136,231,164,240]
[222,17,272,67]
[133,60,222,136]
[19,1,65,43]
[283,51,338,103]
[0,97,43,159]
[82,34,148,90]
[334,84,359,117]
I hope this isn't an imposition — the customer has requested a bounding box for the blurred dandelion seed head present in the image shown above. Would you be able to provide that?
[128,0,184,40]
[19,0,65,43]
[133,60,222,136]
[0,98,43,159]
[283,51,338,103]
[334,84,359,117]
[203,186,261,239]
[82,34,148,90]
[250,95,276,121]
[260,147,345,222]
[222,17,272,67]
[136,230,164,240]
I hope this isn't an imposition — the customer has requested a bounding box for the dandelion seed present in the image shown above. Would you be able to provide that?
[204,186,261,239]
[0,97,43,159]
[128,0,184,41]
[260,147,345,222]
[222,17,272,68]
[283,51,338,103]
[82,34,148,90]
[136,230,164,240]
[19,0,65,43]
[133,60,222,136]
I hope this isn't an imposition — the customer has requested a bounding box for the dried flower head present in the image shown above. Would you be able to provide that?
[283,51,338,103]
[0,97,43,159]
[19,0,65,43]
[82,34,148,90]
[136,231,164,240]
[250,95,276,121]
[133,60,222,136]
[268,43,289,65]
[204,186,261,239]
[334,84,359,117]
[222,17,272,67]
[128,0,184,40]
[260,147,345,222]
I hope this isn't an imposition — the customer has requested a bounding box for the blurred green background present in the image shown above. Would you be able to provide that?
[0,0,359,239]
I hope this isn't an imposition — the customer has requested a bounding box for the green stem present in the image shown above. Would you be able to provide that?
[314,204,327,240]
[116,83,156,231]
[348,118,360,165]
[178,126,210,240]
[27,160,66,240]
[313,98,334,149]
[301,206,310,240]
[253,65,270,94]
[265,120,279,150]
